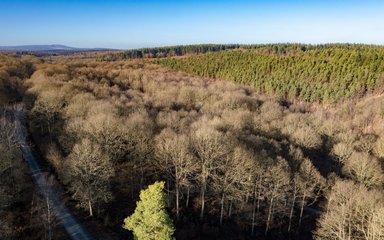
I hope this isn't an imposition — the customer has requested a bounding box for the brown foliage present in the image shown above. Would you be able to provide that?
[19,57,384,239]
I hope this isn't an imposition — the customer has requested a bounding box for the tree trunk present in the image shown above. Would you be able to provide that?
[130,174,134,199]
[220,175,228,225]
[176,182,179,221]
[140,164,144,189]
[30,195,35,227]
[228,199,233,217]
[251,181,257,236]
[256,177,262,222]
[251,197,256,236]
[200,182,206,220]
[288,188,297,232]
[47,118,52,142]
[347,216,352,240]
[88,200,93,217]
[298,193,306,228]
[326,195,331,217]
[166,178,170,208]
[47,197,52,240]
[186,186,190,208]
[265,197,274,236]
[220,191,225,225]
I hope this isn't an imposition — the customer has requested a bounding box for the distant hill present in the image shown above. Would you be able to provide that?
[0,44,110,51]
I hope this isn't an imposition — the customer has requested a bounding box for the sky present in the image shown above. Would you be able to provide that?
[0,0,384,49]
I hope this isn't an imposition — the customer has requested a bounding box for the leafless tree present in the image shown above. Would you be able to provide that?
[263,158,290,236]
[250,161,268,236]
[332,142,354,163]
[191,124,230,220]
[343,151,383,188]
[31,89,65,138]
[155,128,197,220]
[316,179,384,240]
[213,146,254,225]
[0,110,24,208]
[31,175,58,240]
[296,158,325,228]
[65,138,114,216]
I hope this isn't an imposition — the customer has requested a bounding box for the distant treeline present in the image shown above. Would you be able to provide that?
[157,44,384,103]
[100,43,379,61]
[101,44,241,60]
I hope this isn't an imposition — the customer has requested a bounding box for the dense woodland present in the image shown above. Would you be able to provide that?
[101,44,241,61]
[0,48,384,240]
[0,56,50,239]
[158,44,384,102]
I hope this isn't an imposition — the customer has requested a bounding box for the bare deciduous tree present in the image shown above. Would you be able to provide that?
[31,176,58,240]
[342,152,383,188]
[296,158,325,228]
[191,124,229,220]
[213,146,254,225]
[65,138,114,216]
[316,179,384,240]
[250,160,268,236]
[155,128,197,220]
[0,110,24,208]
[263,158,290,236]
[332,142,354,163]
[31,89,65,138]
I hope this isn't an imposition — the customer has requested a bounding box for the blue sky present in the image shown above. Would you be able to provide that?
[0,0,383,49]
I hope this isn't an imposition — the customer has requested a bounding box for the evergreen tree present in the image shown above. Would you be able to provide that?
[156,44,384,103]
[123,181,175,240]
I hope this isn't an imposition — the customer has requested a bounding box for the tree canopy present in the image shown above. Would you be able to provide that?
[157,44,384,102]
[102,44,240,60]
[123,181,175,240]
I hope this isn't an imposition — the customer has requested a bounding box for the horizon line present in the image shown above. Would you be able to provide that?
[1,42,384,51]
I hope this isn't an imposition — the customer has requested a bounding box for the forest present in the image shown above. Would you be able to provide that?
[157,44,384,102]
[101,44,241,61]
[0,49,384,240]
